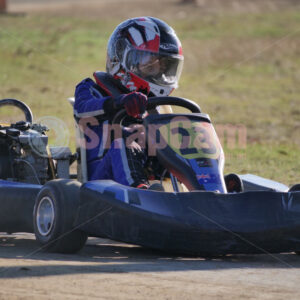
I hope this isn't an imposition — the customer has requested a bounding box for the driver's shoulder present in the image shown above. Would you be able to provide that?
[75,77,105,101]
[75,77,96,88]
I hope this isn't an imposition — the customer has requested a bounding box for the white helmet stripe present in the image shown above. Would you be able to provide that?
[145,27,156,42]
[128,27,144,47]
[135,19,159,42]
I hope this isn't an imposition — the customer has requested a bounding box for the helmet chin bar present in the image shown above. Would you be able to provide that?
[148,81,174,97]
[112,68,175,97]
[122,72,174,97]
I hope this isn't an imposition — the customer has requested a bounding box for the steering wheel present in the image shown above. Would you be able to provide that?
[112,96,201,124]
[0,98,33,124]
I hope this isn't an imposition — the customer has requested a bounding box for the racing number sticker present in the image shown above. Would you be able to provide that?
[160,117,221,160]
[192,122,219,158]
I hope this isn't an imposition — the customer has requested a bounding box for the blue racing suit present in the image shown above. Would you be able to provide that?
[74,72,148,186]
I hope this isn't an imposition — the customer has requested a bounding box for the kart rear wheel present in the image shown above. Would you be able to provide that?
[33,179,87,254]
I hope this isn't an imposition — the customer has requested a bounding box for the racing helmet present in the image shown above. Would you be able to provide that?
[106,17,184,97]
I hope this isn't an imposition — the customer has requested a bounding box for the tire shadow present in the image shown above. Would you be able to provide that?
[0,233,300,279]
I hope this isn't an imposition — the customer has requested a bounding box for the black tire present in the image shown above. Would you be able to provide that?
[224,173,244,193]
[289,184,300,192]
[33,179,87,254]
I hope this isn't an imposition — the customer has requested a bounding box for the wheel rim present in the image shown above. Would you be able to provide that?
[36,196,55,236]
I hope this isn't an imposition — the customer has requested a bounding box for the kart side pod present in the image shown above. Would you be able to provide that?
[76,180,300,256]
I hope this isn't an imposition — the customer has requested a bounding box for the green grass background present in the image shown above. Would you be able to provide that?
[0,0,299,185]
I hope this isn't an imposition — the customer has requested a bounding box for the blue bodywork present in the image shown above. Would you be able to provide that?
[0,180,41,233]
[1,178,300,255]
[75,180,300,255]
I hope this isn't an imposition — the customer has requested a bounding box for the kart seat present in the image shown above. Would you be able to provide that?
[68,97,88,183]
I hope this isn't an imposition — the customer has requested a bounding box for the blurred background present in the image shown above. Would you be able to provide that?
[0,0,299,184]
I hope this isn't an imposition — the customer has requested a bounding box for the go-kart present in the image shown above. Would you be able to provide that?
[0,95,299,256]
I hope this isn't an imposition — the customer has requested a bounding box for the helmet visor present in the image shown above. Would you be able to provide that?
[126,50,183,87]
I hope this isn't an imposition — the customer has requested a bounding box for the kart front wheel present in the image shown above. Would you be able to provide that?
[33,179,87,254]
[289,184,300,192]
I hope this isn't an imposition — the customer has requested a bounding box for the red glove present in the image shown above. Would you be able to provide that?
[118,92,148,118]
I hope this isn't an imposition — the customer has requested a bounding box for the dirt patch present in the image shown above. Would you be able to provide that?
[0,233,300,299]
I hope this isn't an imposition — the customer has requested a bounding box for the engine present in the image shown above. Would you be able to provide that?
[0,122,49,184]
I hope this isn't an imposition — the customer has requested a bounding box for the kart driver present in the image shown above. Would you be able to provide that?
[74,17,184,188]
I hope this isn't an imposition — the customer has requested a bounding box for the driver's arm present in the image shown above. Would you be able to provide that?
[74,78,112,118]
[74,78,147,119]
